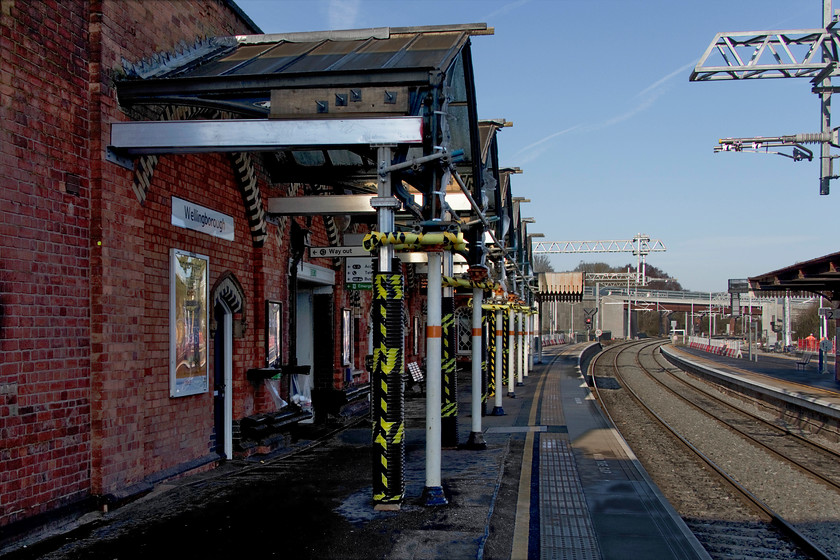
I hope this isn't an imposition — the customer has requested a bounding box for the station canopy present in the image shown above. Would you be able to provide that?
[749,251,840,302]
[116,24,494,225]
[537,272,584,302]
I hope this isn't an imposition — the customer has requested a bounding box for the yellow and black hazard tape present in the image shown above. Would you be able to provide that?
[508,303,537,314]
[372,419,405,502]
[441,276,500,292]
[441,304,457,420]
[374,273,404,300]
[371,271,405,505]
[363,231,467,253]
[485,312,496,398]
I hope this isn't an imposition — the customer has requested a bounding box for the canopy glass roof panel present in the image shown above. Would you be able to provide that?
[137,25,487,85]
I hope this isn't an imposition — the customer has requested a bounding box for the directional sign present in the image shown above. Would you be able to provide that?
[346,256,373,290]
[310,246,369,258]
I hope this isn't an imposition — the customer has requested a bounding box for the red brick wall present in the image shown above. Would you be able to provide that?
[0,0,93,526]
[141,152,256,475]
[0,0,259,527]
[89,0,258,495]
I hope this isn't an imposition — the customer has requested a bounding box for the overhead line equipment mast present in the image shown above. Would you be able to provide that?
[691,0,840,195]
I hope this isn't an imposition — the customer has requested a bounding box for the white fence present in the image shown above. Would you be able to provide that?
[687,336,743,358]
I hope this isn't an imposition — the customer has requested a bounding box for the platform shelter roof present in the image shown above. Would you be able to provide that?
[115,24,492,205]
[749,251,840,302]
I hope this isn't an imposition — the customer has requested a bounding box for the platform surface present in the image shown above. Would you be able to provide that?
[667,344,840,412]
[2,343,711,560]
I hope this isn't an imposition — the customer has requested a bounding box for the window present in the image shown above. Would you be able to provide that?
[455,306,472,356]
[266,300,282,368]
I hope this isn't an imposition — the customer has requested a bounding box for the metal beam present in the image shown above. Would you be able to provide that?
[690,3,839,195]
[267,192,473,216]
[108,117,423,155]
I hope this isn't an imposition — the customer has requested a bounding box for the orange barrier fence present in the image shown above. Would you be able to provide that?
[797,337,836,353]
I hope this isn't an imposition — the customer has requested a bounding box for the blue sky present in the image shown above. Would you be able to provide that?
[233,0,838,292]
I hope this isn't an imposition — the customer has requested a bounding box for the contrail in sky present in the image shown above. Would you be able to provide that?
[586,60,696,132]
[516,60,696,160]
[482,0,532,20]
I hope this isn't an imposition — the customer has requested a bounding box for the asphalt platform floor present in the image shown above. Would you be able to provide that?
[2,358,539,560]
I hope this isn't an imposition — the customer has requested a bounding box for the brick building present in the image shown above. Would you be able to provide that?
[2,0,506,538]
[2,0,376,533]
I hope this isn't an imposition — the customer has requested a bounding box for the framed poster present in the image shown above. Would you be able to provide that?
[266,300,283,368]
[170,249,209,397]
[341,308,352,366]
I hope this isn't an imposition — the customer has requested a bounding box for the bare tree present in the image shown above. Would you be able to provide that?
[532,254,554,273]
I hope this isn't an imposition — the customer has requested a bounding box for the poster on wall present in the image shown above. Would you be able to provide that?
[170,249,209,397]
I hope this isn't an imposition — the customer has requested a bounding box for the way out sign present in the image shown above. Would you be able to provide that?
[310,246,369,258]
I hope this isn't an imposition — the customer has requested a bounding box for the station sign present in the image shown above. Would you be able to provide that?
[727,279,749,293]
[171,196,234,241]
[310,246,369,258]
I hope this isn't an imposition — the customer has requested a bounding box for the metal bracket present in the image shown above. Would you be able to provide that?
[369,196,402,209]
[379,150,450,176]
[105,147,134,170]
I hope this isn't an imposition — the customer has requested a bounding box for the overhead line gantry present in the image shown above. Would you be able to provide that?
[532,233,666,285]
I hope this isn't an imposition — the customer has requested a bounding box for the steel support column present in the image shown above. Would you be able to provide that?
[371,145,405,510]
[441,252,458,448]
[516,311,524,386]
[490,309,505,416]
[465,288,487,449]
[423,251,446,506]
[507,309,516,397]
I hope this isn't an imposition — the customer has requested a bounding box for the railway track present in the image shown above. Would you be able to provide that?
[590,339,840,560]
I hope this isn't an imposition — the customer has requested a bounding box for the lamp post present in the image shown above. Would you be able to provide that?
[518,218,535,384]
[528,232,544,363]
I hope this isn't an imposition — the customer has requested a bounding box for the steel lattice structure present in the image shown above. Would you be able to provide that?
[690,27,840,82]
[532,234,667,286]
[531,238,666,255]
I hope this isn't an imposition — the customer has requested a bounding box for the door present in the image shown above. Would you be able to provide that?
[294,289,314,421]
[213,301,233,458]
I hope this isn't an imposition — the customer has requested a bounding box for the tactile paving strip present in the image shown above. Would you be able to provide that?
[539,435,601,560]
